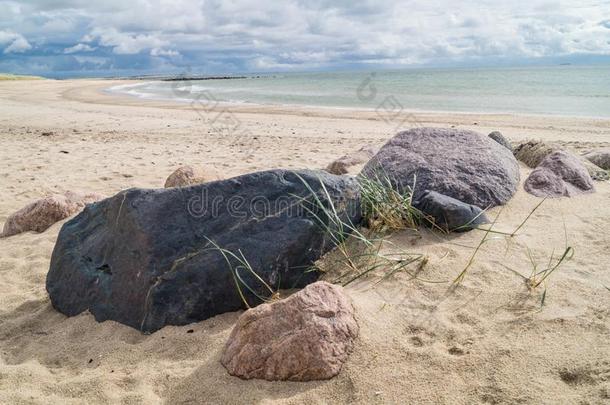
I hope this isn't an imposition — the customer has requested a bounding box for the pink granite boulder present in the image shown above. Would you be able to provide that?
[1,191,104,237]
[164,165,221,188]
[221,281,358,381]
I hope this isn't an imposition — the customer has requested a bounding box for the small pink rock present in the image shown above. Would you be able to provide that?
[1,191,104,237]
[221,281,358,381]
[164,165,221,188]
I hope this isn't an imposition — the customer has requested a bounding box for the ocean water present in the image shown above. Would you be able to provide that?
[110,66,610,118]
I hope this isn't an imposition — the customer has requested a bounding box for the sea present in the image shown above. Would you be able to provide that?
[109,65,610,118]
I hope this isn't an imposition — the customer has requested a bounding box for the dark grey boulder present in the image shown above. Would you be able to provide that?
[415,190,489,232]
[46,169,361,333]
[524,151,595,198]
[488,131,513,152]
[361,128,520,209]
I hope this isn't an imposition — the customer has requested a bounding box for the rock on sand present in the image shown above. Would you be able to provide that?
[488,131,513,152]
[361,127,520,209]
[514,140,608,181]
[414,190,489,232]
[524,150,595,197]
[164,165,222,188]
[221,281,358,381]
[46,170,361,333]
[1,191,103,237]
[326,145,378,175]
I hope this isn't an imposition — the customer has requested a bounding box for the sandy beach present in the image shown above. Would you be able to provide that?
[1,79,609,404]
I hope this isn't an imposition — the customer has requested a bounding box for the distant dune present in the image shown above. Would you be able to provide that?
[0,73,45,81]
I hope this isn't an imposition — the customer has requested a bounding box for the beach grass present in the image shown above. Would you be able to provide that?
[294,173,435,286]
[452,198,574,307]
[525,246,575,290]
[209,171,573,307]
[358,170,427,232]
[205,237,278,308]
[452,208,504,286]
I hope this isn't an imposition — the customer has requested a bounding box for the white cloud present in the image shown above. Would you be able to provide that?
[0,30,17,44]
[5,37,32,53]
[64,43,96,54]
[73,55,109,67]
[0,30,32,53]
[150,48,180,57]
[2,0,610,73]
[251,56,299,70]
[41,16,78,32]
[90,28,167,54]
[81,34,95,43]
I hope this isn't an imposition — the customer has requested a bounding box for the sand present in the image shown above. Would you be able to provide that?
[0,79,609,404]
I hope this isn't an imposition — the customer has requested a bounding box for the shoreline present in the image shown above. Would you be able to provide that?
[38,79,610,145]
[0,78,607,154]
[104,79,610,122]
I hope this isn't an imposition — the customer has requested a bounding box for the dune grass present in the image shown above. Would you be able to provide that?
[526,246,575,290]
[451,198,552,285]
[452,208,504,286]
[521,219,574,306]
[452,198,574,308]
[358,170,425,232]
[305,173,574,307]
[208,170,570,309]
[205,237,278,308]
[293,172,437,286]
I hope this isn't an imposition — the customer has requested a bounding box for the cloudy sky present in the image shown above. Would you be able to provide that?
[1,0,609,77]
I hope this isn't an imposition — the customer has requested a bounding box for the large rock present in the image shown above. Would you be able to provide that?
[583,149,610,170]
[524,151,595,197]
[164,165,221,188]
[221,281,358,381]
[488,131,513,152]
[361,128,520,209]
[326,145,377,175]
[1,191,103,238]
[47,170,361,333]
[415,190,489,232]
